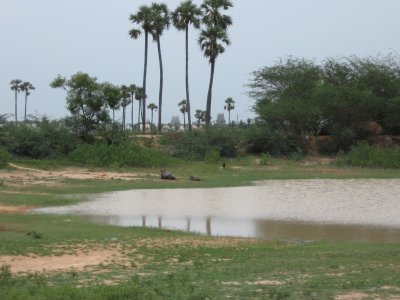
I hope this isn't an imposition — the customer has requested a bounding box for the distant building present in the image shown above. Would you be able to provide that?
[216,113,226,125]
[170,116,181,129]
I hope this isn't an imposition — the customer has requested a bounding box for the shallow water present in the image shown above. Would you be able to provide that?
[34,179,400,243]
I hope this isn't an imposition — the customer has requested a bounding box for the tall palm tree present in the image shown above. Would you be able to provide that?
[224,97,235,125]
[172,0,202,132]
[199,25,230,125]
[201,0,233,30]
[199,0,232,125]
[120,85,131,130]
[128,84,137,130]
[10,79,22,124]
[150,3,170,134]
[129,5,153,134]
[178,99,188,130]
[135,87,145,130]
[20,81,35,121]
[147,103,158,133]
[102,82,121,123]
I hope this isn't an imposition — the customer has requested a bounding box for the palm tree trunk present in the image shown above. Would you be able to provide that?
[183,113,186,130]
[138,100,141,129]
[131,95,134,130]
[142,31,148,134]
[112,109,115,123]
[14,91,18,124]
[157,36,163,134]
[122,107,126,130]
[24,93,28,121]
[228,110,231,125]
[206,60,215,125]
[185,25,192,132]
[151,110,154,134]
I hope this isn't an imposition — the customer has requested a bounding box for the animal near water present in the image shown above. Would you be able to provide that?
[160,169,176,180]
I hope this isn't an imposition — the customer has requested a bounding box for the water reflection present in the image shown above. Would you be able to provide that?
[34,179,400,243]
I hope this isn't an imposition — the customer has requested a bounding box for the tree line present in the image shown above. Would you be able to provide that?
[248,54,400,152]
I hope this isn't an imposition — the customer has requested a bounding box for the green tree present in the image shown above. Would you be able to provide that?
[150,3,170,134]
[102,82,121,123]
[10,79,22,124]
[50,72,109,140]
[20,81,35,122]
[172,0,202,132]
[199,0,233,125]
[120,85,132,130]
[224,97,235,125]
[248,57,323,135]
[129,5,153,134]
[147,103,158,133]
[195,109,206,127]
[179,99,188,130]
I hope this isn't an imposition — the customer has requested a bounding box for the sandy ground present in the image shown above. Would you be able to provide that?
[0,163,159,188]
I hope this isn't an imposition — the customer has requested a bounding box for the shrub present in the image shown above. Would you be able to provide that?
[68,141,172,168]
[336,142,400,168]
[0,148,11,168]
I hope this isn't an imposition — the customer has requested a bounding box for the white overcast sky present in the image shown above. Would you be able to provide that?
[1,0,400,124]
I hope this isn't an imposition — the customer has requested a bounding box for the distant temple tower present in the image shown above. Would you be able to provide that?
[216,113,226,125]
[170,116,181,129]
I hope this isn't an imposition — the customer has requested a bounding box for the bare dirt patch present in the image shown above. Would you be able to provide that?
[0,205,32,214]
[0,163,158,188]
[0,248,130,274]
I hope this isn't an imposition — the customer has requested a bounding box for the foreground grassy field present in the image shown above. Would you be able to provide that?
[1,157,400,299]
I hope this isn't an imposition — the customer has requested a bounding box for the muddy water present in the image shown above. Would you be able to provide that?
[34,179,400,243]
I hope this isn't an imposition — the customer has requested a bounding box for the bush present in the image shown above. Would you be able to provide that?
[160,127,239,160]
[0,148,10,168]
[336,142,400,168]
[68,141,172,168]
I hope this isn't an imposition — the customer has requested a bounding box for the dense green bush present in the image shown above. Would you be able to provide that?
[160,127,239,160]
[2,119,76,159]
[68,141,172,168]
[0,147,11,168]
[336,142,400,168]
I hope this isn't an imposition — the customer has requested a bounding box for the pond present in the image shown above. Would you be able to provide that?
[34,179,400,243]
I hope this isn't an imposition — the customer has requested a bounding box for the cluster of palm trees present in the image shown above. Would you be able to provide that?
[9,79,35,124]
[129,0,233,133]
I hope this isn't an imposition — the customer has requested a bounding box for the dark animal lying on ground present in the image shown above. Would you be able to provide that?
[160,169,176,180]
[189,175,201,181]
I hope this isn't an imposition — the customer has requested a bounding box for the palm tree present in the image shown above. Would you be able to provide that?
[224,97,235,125]
[20,82,35,121]
[102,82,121,123]
[129,5,153,134]
[199,25,230,125]
[179,99,188,130]
[120,85,131,130]
[150,3,170,134]
[10,79,22,124]
[172,0,202,132]
[135,87,145,130]
[201,0,233,30]
[147,103,158,133]
[128,84,137,130]
[195,109,206,127]
[199,0,232,125]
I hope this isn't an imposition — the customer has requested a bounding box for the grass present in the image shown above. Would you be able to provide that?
[1,156,400,298]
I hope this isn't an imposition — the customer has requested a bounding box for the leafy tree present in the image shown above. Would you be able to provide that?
[50,72,109,141]
[179,99,188,129]
[10,79,22,124]
[147,103,158,133]
[20,81,35,122]
[120,85,132,130]
[199,0,232,125]
[150,3,170,134]
[129,5,153,133]
[195,109,206,127]
[224,97,235,125]
[172,0,202,132]
[102,82,121,122]
[248,57,323,135]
